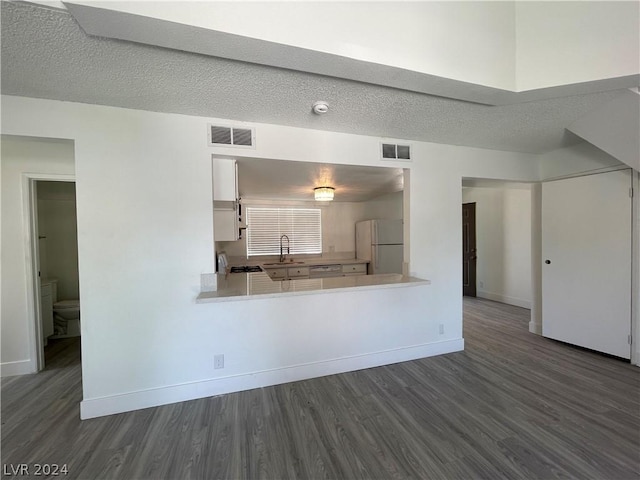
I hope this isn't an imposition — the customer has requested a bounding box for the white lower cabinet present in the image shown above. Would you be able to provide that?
[342,263,367,275]
[287,266,310,278]
[264,263,367,280]
[264,267,310,280]
[265,268,287,280]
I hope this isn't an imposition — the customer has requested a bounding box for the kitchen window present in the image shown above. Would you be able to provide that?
[246,207,322,256]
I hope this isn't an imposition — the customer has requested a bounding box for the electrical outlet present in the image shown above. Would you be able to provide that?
[438,324,444,335]
[214,354,224,369]
[479,281,484,288]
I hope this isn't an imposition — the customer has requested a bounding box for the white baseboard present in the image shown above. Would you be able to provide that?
[478,290,531,309]
[1,360,34,377]
[529,321,542,335]
[81,338,464,419]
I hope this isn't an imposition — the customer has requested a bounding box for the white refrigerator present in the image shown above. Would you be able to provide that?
[356,219,404,274]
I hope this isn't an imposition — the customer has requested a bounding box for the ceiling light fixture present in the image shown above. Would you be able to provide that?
[312,101,329,115]
[314,186,335,201]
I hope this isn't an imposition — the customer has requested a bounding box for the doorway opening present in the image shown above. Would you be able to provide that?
[30,179,80,371]
[462,202,477,297]
[461,178,534,308]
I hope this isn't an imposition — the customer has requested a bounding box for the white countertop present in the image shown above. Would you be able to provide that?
[197,272,430,303]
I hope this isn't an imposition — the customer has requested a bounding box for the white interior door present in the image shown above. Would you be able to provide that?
[542,169,632,359]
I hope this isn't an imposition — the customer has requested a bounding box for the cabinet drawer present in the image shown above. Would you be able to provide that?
[265,268,287,279]
[288,266,310,278]
[342,263,367,274]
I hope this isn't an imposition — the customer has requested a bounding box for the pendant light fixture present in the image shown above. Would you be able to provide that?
[314,186,335,201]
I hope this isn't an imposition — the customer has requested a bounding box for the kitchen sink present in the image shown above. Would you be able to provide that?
[263,261,305,266]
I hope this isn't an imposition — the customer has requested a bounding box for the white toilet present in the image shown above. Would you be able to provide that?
[53,299,81,337]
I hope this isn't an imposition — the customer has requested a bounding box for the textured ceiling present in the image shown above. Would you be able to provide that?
[236,158,404,203]
[63,1,639,106]
[0,2,631,154]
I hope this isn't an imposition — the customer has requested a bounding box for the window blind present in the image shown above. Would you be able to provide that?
[246,207,322,257]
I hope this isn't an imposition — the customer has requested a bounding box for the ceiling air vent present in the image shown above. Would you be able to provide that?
[208,125,255,148]
[381,142,412,161]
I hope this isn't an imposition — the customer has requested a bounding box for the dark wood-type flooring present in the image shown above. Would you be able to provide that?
[2,298,639,479]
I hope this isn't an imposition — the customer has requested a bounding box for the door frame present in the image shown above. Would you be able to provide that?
[22,173,76,372]
[632,170,640,366]
[462,179,535,330]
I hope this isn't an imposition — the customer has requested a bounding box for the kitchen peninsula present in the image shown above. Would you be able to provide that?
[197,271,430,303]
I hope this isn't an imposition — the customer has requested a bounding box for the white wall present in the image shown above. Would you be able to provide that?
[503,188,532,307]
[567,89,640,171]
[37,182,79,300]
[463,186,532,308]
[404,143,538,345]
[321,201,363,255]
[516,1,639,90]
[1,136,75,376]
[539,142,623,181]
[362,191,403,220]
[1,95,539,416]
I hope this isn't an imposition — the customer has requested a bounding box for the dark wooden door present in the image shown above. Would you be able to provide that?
[462,202,477,297]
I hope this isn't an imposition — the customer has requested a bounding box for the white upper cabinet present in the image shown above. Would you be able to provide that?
[213,158,239,241]
[213,158,238,202]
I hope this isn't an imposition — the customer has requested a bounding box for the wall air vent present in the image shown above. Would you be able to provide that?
[381,142,412,161]
[208,125,255,148]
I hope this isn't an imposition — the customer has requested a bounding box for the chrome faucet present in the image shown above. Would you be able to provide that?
[279,234,290,263]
